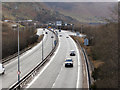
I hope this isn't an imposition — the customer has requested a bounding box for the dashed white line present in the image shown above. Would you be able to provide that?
[52,63,64,88]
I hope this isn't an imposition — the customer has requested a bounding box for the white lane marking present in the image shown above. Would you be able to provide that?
[26,37,61,88]
[52,63,64,88]
[69,35,81,88]
[52,34,70,88]
[52,32,79,88]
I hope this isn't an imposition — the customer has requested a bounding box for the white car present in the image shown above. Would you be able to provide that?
[65,58,73,67]
[70,50,75,56]
[0,63,5,75]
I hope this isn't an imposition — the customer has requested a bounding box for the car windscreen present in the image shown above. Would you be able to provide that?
[65,59,72,62]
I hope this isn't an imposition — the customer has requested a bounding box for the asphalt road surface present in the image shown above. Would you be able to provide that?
[26,30,83,88]
[2,28,56,88]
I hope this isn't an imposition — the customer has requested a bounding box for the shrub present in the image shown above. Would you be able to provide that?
[2,23,39,59]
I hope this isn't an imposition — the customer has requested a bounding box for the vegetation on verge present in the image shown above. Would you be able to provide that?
[2,22,43,59]
[71,23,118,88]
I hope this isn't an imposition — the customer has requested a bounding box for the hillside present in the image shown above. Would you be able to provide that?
[2,2,78,24]
[45,2,117,23]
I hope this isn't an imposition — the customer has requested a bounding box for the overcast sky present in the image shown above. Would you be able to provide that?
[1,0,118,2]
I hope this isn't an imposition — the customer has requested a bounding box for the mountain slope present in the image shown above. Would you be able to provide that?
[2,2,78,24]
[45,2,117,23]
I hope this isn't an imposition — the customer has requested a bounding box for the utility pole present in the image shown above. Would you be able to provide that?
[72,24,74,32]
[81,24,83,34]
[34,23,36,30]
[52,30,54,50]
[42,29,44,61]
[17,24,20,84]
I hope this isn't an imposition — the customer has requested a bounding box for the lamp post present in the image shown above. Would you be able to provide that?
[17,24,20,83]
[42,29,45,61]
[81,24,83,34]
[34,23,36,29]
[14,20,21,88]
[50,29,54,50]
[72,24,74,32]
[52,32,53,49]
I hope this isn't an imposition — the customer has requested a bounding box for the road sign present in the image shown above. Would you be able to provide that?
[56,21,62,26]
[84,38,89,46]
[54,40,57,46]
[76,32,80,36]
[27,20,32,22]
[48,26,51,29]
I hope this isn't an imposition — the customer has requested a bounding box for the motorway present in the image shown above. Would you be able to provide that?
[26,30,83,88]
[2,28,56,88]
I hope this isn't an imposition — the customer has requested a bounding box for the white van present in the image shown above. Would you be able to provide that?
[0,63,5,75]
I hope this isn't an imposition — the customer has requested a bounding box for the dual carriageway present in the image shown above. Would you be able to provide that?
[1,28,89,89]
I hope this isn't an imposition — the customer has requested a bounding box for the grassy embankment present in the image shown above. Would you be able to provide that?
[72,23,118,88]
[2,22,44,59]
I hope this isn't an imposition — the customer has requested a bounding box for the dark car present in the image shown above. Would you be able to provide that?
[51,36,54,38]
[59,35,62,37]
[70,50,75,56]
[59,30,61,32]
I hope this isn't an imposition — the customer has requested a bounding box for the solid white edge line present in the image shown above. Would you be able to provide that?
[69,36,81,88]
[83,49,89,88]
[26,37,61,88]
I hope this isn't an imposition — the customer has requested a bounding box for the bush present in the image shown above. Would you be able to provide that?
[2,23,39,59]
[92,68,99,80]
[82,23,118,88]
[90,82,97,90]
